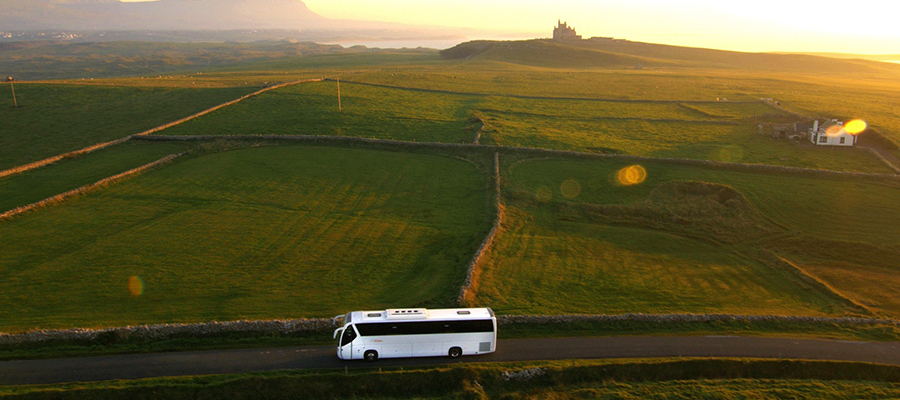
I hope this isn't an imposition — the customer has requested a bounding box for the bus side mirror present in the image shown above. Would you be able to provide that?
[333,327,344,339]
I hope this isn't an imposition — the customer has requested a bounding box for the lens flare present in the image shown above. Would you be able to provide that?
[825,124,845,137]
[845,119,867,135]
[617,165,647,186]
[128,276,144,297]
[560,179,581,199]
[535,186,553,202]
[712,146,744,163]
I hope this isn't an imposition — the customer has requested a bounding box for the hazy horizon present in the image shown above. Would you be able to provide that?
[109,0,900,54]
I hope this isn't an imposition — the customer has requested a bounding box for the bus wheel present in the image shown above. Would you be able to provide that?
[364,350,378,362]
[448,347,462,358]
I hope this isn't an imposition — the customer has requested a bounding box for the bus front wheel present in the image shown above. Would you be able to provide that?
[364,350,378,361]
[448,347,462,358]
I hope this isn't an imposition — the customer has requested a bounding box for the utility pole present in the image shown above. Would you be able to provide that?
[337,78,342,113]
[7,76,17,108]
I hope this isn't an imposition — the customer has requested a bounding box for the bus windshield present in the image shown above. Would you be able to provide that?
[339,325,357,347]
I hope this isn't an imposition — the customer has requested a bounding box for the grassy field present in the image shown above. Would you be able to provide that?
[0,83,254,170]
[4,359,900,399]
[159,81,479,143]
[0,145,493,332]
[474,203,844,316]
[506,157,900,246]
[348,62,900,150]
[477,103,892,173]
[0,141,187,213]
[2,42,899,340]
[471,156,900,317]
[148,74,894,173]
[0,41,438,81]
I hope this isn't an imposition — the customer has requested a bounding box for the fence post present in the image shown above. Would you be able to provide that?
[8,78,17,108]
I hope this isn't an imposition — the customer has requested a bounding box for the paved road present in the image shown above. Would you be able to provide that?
[3,336,900,385]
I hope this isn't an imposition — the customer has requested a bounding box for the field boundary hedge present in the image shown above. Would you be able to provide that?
[458,152,504,306]
[0,79,321,180]
[137,134,900,181]
[0,153,183,221]
[7,359,900,398]
[325,78,762,104]
[478,107,742,125]
[4,314,900,346]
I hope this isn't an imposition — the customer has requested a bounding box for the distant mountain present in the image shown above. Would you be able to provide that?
[0,0,327,30]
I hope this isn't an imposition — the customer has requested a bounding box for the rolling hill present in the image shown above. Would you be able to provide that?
[441,39,900,75]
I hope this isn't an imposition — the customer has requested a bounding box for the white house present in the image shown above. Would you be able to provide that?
[808,119,857,147]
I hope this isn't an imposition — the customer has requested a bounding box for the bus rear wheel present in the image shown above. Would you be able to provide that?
[448,347,462,358]
[364,350,378,361]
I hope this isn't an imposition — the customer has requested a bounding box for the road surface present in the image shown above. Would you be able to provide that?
[3,336,900,385]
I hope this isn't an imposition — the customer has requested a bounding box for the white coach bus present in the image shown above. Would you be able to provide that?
[332,308,497,361]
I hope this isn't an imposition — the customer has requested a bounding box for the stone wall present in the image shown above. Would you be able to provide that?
[0,153,183,221]
[4,313,899,346]
[457,152,504,306]
[139,134,900,182]
[0,79,321,180]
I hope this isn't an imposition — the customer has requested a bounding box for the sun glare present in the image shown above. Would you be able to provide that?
[617,165,648,186]
[845,119,868,135]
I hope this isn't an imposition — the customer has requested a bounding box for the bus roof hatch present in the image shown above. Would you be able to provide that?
[385,308,428,320]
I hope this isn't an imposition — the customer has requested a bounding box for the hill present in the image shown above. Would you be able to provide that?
[0,0,325,30]
[441,39,900,75]
[440,40,677,69]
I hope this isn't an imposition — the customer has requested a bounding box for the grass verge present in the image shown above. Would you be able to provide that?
[4,359,900,399]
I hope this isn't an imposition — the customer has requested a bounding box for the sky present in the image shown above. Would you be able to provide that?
[122,0,900,54]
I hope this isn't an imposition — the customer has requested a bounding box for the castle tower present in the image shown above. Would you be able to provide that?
[553,20,582,41]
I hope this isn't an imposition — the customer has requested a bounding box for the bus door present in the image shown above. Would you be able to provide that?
[337,324,358,360]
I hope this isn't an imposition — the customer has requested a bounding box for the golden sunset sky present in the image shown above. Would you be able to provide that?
[122,0,900,54]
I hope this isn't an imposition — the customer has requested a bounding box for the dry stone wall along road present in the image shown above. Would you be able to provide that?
[3,336,900,385]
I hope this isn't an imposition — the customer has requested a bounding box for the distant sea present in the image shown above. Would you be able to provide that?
[327,36,535,50]
[327,39,464,50]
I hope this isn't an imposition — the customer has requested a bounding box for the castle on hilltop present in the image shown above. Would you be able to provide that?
[553,20,582,41]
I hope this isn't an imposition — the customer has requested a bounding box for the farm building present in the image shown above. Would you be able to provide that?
[763,119,857,146]
[809,119,857,146]
[769,122,815,140]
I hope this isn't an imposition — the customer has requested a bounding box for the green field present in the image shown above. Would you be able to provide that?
[2,40,900,339]
[0,83,254,170]
[149,76,894,173]
[0,145,492,332]
[160,81,478,143]
[349,56,900,150]
[506,158,900,246]
[5,31,900,400]
[477,105,892,173]
[0,40,439,81]
[471,156,900,317]
[0,141,187,213]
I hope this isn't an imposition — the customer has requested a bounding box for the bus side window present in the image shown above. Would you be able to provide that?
[341,325,357,347]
